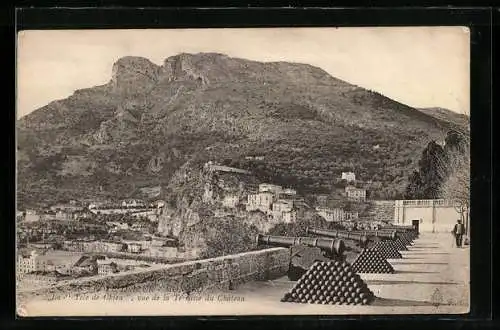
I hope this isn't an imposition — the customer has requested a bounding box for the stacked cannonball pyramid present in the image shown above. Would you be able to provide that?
[398,233,412,246]
[392,238,408,251]
[280,261,375,305]
[350,248,395,273]
[373,241,402,259]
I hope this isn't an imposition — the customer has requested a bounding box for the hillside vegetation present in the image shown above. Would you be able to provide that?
[17,53,458,208]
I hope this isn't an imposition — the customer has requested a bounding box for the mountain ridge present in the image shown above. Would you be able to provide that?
[17,52,457,208]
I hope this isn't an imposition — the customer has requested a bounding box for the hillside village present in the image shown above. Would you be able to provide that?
[16,159,382,288]
[15,53,471,312]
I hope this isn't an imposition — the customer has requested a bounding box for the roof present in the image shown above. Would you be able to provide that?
[346,186,365,191]
[97,260,117,267]
[33,251,85,266]
[73,256,96,268]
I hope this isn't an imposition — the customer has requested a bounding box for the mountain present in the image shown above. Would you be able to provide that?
[17,52,455,208]
[417,107,469,132]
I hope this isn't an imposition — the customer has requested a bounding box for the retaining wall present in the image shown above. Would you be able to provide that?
[20,247,290,297]
[394,199,460,233]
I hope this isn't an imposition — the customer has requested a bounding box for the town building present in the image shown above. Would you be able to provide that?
[17,250,90,274]
[345,186,367,201]
[121,199,146,208]
[203,183,214,203]
[282,210,298,223]
[245,155,264,161]
[203,161,250,174]
[61,240,125,253]
[246,192,275,212]
[258,183,283,195]
[316,207,346,222]
[98,241,127,253]
[24,210,40,222]
[106,221,130,231]
[341,172,356,182]
[315,195,329,207]
[315,207,359,222]
[55,210,71,221]
[72,210,93,220]
[345,211,359,221]
[282,188,297,195]
[151,200,166,209]
[222,195,239,208]
[127,242,142,253]
[272,200,294,213]
[97,260,118,275]
[17,250,38,274]
[28,242,56,250]
[50,203,84,213]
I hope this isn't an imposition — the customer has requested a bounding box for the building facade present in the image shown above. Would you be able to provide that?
[127,243,142,253]
[282,188,297,195]
[24,210,40,222]
[341,172,356,182]
[258,183,283,195]
[246,192,275,212]
[345,186,366,201]
[222,195,239,208]
[17,251,39,274]
[393,199,464,234]
[316,207,346,222]
[315,207,359,222]
[282,210,298,223]
[97,260,118,275]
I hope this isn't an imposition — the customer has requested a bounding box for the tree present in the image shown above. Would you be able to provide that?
[437,128,470,237]
[404,141,448,199]
[405,171,422,199]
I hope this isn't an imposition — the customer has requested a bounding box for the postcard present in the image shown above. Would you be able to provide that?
[16,27,470,316]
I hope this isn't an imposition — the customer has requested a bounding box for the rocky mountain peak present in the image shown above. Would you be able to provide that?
[111,56,160,94]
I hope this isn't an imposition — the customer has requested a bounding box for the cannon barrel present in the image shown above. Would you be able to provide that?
[256,234,345,257]
[382,225,415,232]
[351,230,398,240]
[306,227,370,246]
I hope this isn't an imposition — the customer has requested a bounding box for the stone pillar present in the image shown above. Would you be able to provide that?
[402,202,406,225]
[431,200,436,233]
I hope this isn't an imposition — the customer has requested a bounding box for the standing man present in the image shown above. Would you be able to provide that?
[452,219,466,248]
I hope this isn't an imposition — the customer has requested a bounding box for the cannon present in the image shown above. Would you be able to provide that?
[256,234,346,281]
[306,227,371,249]
[380,225,418,240]
[382,225,417,233]
[351,230,399,241]
[256,234,346,257]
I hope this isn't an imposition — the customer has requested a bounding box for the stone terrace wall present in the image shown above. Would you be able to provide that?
[20,248,290,298]
[369,200,396,222]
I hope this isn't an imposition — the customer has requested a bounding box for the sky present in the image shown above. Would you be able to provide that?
[16,27,470,119]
